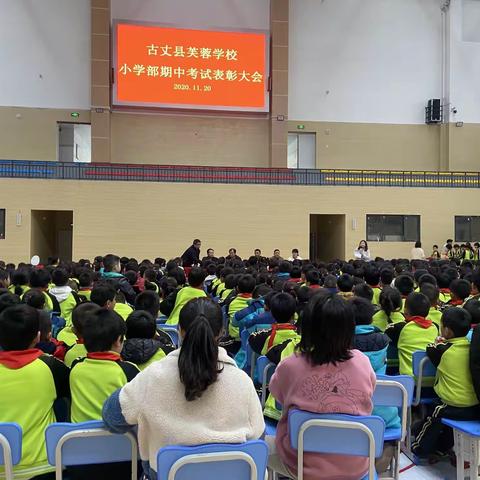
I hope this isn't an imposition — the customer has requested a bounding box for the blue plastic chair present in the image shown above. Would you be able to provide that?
[156,441,269,480]
[441,419,480,480]
[284,410,385,480]
[412,351,437,406]
[255,356,276,407]
[374,375,414,480]
[45,421,138,480]
[0,423,22,480]
[157,324,180,347]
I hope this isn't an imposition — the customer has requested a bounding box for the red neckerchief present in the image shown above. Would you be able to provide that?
[87,352,121,361]
[439,288,451,294]
[238,293,253,299]
[288,278,302,283]
[370,285,381,289]
[448,299,463,306]
[0,348,43,369]
[77,338,85,344]
[267,323,296,350]
[309,284,321,289]
[407,316,433,329]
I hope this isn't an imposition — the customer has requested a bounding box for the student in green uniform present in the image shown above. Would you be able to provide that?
[49,268,81,326]
[393,275,415,313]
[70,308,139,423]
[166,267,207,325]
[213,267,234,298]
[64,303,101,368]
[421,283,442,327]
[437,272,453,305]
[219,274,238,304]
[0,304,70,479]
[364,267,382,305]
[227,274,257,340]
[135,290,161,319]
[77,269,94,301]
[412,308,479,457]
[385,292,438,376]
[29,269,60,314]
[372,286,404,332]
[8,268,30,296]
[122,310,174,370]
[91,283,116,311]
[444,279,471,307]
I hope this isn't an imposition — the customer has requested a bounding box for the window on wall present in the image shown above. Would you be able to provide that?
[366,215,420,242]
[0,209,5,239]
[455,216,480,242]
[287,133,316,169]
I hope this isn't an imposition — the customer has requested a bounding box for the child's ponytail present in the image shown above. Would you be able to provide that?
[178,297,223,401]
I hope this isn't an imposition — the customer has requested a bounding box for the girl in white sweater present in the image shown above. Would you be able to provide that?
[103,297,265,478]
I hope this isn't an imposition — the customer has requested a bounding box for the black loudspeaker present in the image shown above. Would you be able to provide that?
[426,99,442,124]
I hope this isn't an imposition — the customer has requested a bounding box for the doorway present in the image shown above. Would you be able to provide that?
[309,214,346,262]
[30,210,73,263]
[57,122,91,163]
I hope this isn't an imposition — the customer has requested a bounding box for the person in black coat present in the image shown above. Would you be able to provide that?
[181,239,201,267]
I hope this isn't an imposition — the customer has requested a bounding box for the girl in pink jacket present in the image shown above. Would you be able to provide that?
[268,292,376,480]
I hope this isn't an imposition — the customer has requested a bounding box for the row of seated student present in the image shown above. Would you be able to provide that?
[1,254,480,478]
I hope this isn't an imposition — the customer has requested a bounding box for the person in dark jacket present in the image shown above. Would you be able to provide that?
[121,310,174,370]
[101,254,136,305]
[181,239,201,268]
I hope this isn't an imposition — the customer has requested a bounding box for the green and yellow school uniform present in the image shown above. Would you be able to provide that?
[433,337,478,407]
[439,289,452,305]
[77,288,92,301]
[70,352,139,423]
[114,302,134,321]
[220,288,233,302]
[166,286,207,325]
[64,342,88,368]
[8,284,30,295]
[0,350,69,479]
[137,349,166,371]
[372,310,405,332]
[57,326,78,347]
[228,294,253,339]
[371,286,382,306]
[427,307,442,327]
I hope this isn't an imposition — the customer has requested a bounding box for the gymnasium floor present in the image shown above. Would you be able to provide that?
[393,453,456,479]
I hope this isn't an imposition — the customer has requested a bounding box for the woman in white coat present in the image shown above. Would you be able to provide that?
[354,240,372,261]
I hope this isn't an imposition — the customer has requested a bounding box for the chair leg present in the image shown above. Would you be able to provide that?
[394,441,400,480]
[454,430,464,480]
[469,437,479,480]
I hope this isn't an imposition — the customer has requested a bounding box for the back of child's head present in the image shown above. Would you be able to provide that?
[159,276,178,297]
[379,286,402,315]
[103,254,121,273]
[29,268,51,289]
[337,274,354,293]
[353,283,374,302]
[224,274,237,290]
[394,275,415,296]
[72,302,101,338]
[279,261,292,274]
[83,308,126,353]
[413,269,429,284]
[380,268,394,286]
[464,298,480,326]
[420,283,439,307]
[135,290,160,318]
[90,283,116,307]
[126,310,156,339]
[290,266,302,279]
[143,268,157,283]
[206,264,217,275]
[188,267,206,288]
[169,267,186,286]
[364,267,380,287]
[0,304,40,350]
[405,292,430,318]
[23,289,46,310]
[178,297,223,401]
[296,285,312,304]
[51,268,69,287]
[269,292,296,323]
[450,279,471,301]
[237,274,256,294]
[471,269,480,293]
[349,297,375,326]
[323,275,337,290]
[445,267,459,284]
[442,307,471,337]
[78,269,94,288]
[437,272,451,289]
[418,273,437,287]
[11,269,30,295]
[252,284,272,299]
[38,310,52,342]
[305,269,320,285]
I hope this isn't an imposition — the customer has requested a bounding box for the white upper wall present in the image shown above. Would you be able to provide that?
[111,0,270,31]
[449,0,480,124]
[0,0,91,110]
[289,0,443,124]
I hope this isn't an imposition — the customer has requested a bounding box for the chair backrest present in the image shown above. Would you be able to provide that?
[0,422,22,480]
[412,351,436,378]
[288,410,385,480]
[45,421,138,480]
[157,325,179,347]
[156,441,269,480]
[256,356,275,384]
[374,375,414,441]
